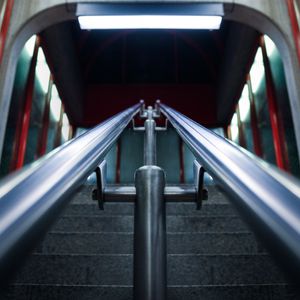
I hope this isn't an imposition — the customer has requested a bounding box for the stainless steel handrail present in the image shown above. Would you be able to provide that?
[160,103,300,282]
[0,103,140,281]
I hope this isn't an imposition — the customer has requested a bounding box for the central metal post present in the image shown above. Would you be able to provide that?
[144,107,156,165]
[134,106,167,300]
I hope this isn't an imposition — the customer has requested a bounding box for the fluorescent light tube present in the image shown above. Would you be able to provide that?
[78,15,222,30]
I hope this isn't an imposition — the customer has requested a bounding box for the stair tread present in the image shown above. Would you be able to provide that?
[2,184,296,299]
[35,231,265,255]
[3,283,298,300]
[13,253,288,285]
[52,215,249,233]
[6,282,295,287]
[64,203,237,216]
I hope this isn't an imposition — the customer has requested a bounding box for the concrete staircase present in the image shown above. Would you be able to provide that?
[1,185,297,299]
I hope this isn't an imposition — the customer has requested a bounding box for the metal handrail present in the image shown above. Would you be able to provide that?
[0,103,140,281]
[160,103,300,282]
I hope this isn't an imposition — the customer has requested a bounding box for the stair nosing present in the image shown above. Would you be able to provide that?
[10,283,292,288]
[46,231,252,234]
[28,253,271,258]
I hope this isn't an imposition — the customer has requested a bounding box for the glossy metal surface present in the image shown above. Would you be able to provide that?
[0,103,139,282]
[134,166,166,300]
[144,108,156,165]
[160,103,300,282]
[103,184,197,202]
[164,184,196,202]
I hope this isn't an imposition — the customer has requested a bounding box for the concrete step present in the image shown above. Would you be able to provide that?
[36,232,264,255]
[64,202,237,216]
[1,183,296,300]
[52,215,249,233]
[2,284,297,300]
[14,254,287,286]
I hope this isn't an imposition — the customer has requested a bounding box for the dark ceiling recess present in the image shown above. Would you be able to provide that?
[40,19,259,128]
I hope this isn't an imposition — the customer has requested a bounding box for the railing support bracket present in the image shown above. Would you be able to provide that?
[194,160,208,210]
[92,161,107,210]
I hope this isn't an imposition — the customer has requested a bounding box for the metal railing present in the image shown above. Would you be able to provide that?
[159,103,300,282]
[1,100,300,287]
[0,103,140,282]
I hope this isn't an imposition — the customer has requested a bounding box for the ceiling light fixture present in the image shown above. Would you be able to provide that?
[78,15,222,30]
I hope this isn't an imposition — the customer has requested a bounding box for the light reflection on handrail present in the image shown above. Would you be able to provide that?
[160,102,300,283]
[0,103,140,282]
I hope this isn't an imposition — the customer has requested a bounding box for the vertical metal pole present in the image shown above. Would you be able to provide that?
[144,107,156,165]
[12,36,39,170]
[179,138,185,183]
[247,74,263,157]
[260,36,290,171]
[286,0,300,65]
[36,75,53,158]
[0,0,14,65]
[115,139,121,183]
[134,106,167,300]
[134,166,166,300]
